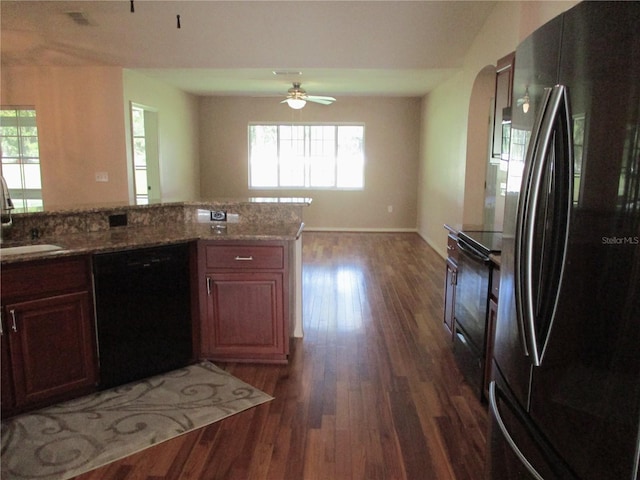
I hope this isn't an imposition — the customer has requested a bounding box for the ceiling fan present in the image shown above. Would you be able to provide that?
[282,82,336,109]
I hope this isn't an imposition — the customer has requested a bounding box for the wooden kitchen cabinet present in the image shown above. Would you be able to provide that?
[443,232,459,339]
[1,256,98,416]
[198,241,290,363]
[492,52,515,159]
[1,329,14,411]
[484,265,500,399]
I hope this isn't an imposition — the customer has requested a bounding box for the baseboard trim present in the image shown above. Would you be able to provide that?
[302,227,418,233]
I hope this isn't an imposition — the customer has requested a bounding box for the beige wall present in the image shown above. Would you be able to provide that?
[464,65,497,227]
[0,66,201,210]
[199,96,422,230]
[1,66,129,208]
[418,1,578,258]
[417,70,467,248]
[123,70,200,203]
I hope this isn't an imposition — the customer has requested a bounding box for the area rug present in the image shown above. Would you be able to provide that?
[1,361,273,480]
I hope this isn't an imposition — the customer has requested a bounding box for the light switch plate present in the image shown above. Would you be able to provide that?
[95,172,109,182]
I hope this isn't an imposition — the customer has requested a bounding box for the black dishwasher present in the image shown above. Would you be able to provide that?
[93,243,193,389]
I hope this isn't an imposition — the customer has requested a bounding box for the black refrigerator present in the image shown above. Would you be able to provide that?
[487,2,640,479]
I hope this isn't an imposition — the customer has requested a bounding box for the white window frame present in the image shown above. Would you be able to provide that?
[0,106,43,212]
[248,123,365,190]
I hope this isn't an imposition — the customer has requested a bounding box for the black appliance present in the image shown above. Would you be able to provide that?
[454,230,501,399]
[487,3,640,480]
[93,243,193,389]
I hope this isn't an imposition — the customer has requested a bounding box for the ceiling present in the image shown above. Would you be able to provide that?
[1,1,497,98]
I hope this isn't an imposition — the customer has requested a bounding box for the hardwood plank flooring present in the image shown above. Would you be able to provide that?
[76,232,488,480]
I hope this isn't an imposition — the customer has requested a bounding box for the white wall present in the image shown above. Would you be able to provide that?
[417,1,578,258]
[199,96,422,230]
[123,70,200,203]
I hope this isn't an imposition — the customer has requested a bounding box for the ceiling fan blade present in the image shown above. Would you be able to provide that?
[306,95,336,101]
[306,96,336,105]
[280,83,335,107]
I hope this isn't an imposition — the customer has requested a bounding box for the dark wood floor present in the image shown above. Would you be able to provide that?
[77,232,488,480]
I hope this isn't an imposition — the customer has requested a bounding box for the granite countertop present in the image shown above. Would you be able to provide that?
[9,198,313,217]
[0,221,305,264]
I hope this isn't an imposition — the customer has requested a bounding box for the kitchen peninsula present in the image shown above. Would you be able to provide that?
[0,198,309,257]
[0,198,308,416]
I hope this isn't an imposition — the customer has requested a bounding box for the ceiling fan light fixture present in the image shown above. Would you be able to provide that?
[286,98,306,109]
[522,87,530,113]
[281,82,334,108]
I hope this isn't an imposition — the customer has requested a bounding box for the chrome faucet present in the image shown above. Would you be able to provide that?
[1,174,15,228]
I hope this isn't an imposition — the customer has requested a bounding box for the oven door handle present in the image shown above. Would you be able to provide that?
[457,239,491,265]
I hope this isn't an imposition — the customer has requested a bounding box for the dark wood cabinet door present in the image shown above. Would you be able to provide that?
[443,233,458,340]
[6,291,98,407]
[484,297,498,399]
[444,259,457,339]
[203,272,286,362]
[1,327,15,412]
[198,240,290,364]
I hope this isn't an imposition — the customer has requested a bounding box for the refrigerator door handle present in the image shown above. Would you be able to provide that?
[515,85,573,366]
[489,381,545,480]
[515,87,552,360]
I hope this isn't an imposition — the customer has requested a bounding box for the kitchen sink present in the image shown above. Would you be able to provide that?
[0,244,64,256]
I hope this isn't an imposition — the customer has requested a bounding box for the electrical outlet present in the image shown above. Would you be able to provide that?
[210,210,227,222]
[95,172,109,182]
[387,205,393,213]
[108,213,127,227]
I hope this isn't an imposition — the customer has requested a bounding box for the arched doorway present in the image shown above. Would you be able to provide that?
[463,65,503,230]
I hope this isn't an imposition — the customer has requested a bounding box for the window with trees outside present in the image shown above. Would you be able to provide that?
[131,105,149,205]
[0,108,43,212]
[249,124,365,189]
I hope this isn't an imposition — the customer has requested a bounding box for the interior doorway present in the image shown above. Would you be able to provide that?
[130,103,161,204]
[464,65,503,230]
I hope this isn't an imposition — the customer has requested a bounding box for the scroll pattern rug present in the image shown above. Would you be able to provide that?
[1,361,273,480]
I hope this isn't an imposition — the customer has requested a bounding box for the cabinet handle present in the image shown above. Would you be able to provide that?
[234,255,253,261]
[206,277,212,296]
[9,309,17,333]
[0,310,3,336]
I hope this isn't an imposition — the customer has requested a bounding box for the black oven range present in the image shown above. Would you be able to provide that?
[453,230,501,400]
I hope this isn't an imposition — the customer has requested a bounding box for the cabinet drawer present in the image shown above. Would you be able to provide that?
[1,256,91,300]
[205,244,284,270]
